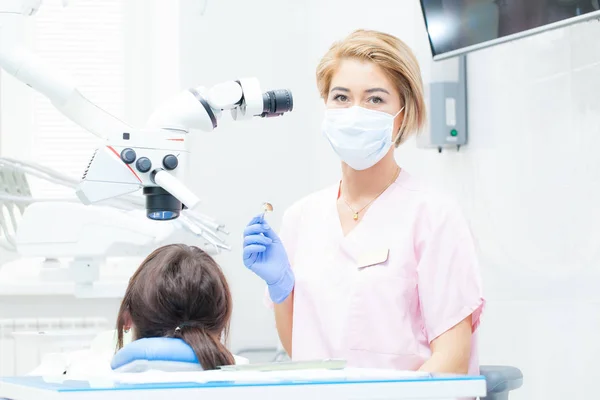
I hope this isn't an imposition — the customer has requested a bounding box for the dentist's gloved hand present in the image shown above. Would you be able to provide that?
[243,215,294,304]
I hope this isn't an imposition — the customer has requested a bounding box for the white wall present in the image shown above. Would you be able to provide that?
[400,10,600,400]
[180,0,599,399]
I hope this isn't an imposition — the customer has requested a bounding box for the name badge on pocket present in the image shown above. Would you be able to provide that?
[357,248,389,269]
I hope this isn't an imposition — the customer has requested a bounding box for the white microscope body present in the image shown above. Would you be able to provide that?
[0,0,293,295]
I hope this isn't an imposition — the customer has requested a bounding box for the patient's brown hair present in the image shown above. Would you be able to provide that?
[116,244,234,370]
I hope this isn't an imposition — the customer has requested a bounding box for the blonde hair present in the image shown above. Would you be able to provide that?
[316,29,427,145]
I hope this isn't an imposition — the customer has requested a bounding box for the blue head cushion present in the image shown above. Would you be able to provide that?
[111,337,199,370]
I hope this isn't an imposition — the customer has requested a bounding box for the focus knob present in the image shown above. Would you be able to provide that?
[163,154,179,170]
[136,157,152,173]
[120,148,136,164]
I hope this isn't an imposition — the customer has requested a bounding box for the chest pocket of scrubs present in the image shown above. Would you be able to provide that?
[345,244,420,362]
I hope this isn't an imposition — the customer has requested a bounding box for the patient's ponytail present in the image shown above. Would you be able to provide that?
[174,324,234,370]
[114,244,235,370]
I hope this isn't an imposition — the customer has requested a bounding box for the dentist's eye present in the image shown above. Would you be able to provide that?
[333,94,349,102]
[368,96,384,104]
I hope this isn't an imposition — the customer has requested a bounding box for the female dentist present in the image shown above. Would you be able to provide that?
[242,29,484,375]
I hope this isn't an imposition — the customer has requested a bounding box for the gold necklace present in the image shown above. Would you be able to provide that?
[341,167,400,221]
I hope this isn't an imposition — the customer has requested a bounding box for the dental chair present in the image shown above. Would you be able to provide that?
[113,340,523,399]
[111,338,206,372]
[479,365,523,400]
[111,337,249,372]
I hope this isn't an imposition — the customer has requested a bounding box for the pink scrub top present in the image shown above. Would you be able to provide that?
[267,170,484,375]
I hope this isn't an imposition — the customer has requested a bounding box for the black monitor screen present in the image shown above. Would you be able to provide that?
[421,0,600,58]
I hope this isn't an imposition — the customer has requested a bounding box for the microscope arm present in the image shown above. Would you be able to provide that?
[0,17,132,141]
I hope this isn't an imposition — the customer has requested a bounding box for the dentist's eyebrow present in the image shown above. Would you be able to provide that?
[330,86,350,92]
[365,88,390,94]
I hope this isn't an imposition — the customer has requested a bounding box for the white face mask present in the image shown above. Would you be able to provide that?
[321,106,404,171]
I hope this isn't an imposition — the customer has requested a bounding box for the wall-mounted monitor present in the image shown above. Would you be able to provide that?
[420,0,600,60]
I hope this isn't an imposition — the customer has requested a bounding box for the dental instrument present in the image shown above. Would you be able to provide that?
[261,202,273,220]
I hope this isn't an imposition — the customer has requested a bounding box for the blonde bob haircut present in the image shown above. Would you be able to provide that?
[316,29,427,146]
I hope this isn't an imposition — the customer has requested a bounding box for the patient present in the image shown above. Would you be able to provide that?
[29,244,240,377]
[115,243,235,370]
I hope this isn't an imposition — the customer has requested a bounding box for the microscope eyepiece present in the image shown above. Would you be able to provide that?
[260,89,293,117]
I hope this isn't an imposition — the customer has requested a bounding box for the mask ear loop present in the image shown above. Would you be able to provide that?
[393,106,406,144]
[393,106,405,119]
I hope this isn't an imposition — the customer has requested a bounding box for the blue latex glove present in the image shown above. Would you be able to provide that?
[243,214,294,304]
